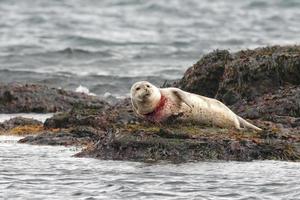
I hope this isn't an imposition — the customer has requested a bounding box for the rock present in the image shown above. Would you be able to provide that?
[216,46,300,104]
[14,45,300,163]
[176,45,300,105]
[0,83,109,113]
[175,45,300,131]
[19,131,90,146]
[19,126,105,146]
[44,98,137,130]
[174,50,232,98]
[1,117,42,130]
[27,94,300,163]
[76,124,300,162]
[20,99,137,146]
[0,117,44,135]
[231,85,300,120]
[18,94,300,162]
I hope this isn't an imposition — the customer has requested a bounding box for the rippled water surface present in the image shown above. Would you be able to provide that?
[1,1,300,199]
[1,0,300,97]
[1,136,300,200]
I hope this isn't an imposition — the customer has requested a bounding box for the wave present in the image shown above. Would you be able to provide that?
[0,69,175,99]
[0,68,178,81]
[11,47,116,58]
[75,85,96,96]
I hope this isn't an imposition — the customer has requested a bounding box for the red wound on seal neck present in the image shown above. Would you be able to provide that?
[144,95,167,121]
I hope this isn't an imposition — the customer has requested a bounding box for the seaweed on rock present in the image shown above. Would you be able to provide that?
[10,45,300,163]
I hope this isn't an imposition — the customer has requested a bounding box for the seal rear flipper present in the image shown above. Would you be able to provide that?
[238,116,262,131]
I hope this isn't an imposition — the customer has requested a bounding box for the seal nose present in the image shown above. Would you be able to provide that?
[142,88,150,98]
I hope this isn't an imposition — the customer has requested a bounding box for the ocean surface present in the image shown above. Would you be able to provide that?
[0,0,300,97]
[1,136,300,200]
[1,0,300,199]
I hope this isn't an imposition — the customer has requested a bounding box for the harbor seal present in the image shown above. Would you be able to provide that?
[130,81,262,131]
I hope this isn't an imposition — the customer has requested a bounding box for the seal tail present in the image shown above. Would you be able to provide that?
[238,116,262,131]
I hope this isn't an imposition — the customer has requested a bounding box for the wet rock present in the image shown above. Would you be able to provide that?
[217,46,300,104]
[15,45,300,163]
[0,117,44,135]
[177,45,300,105]
[231,85,300,120]
[19,131,91,146]
[44,98,138,130]
[20,98,139,147]
[18,94,300,162]
[0,83,109,113]
[19,126,105,146]
[76,125,300,162]
[1,117,42,130]
[175,45,300,133]
[174,50,232,98]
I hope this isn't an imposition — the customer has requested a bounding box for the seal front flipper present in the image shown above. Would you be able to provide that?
[131,97,145,118]
[169,88,194,109]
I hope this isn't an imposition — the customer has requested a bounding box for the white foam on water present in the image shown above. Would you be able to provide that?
[75,85,96,96]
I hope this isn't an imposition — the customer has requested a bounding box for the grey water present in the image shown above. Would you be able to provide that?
[1,0,300,97]
[1,0,300,199]
[1,136,300,200]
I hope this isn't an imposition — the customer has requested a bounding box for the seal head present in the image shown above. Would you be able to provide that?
[130,81,161,115]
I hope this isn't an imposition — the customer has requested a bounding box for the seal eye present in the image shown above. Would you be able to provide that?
[136,87,140,91]
[146,85,150,88]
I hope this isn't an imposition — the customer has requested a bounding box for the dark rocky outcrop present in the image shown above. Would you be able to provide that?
[0,117,42,130]
[232,85,300,121]
[0,117,44,135]
[76,124,300,163]
[0,83,109,113]
[19,126,104,146]
[19,96,300,162]
[4,45,300,163]
[175,50,232,98]
[176,45,300,105]
[174,45,300,136]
